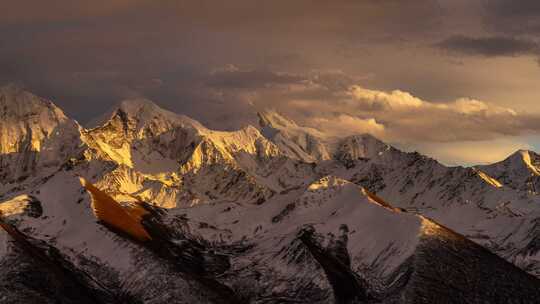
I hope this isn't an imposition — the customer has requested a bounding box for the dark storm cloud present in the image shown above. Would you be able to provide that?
[0,0,444,122]
[483,0,540,35]
[4,1,540,164]
[188,64,540,146]
[431,1,540,62]
[435,35,540,57]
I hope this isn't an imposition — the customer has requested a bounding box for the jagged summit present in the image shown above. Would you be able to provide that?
[489,149,540,171]
[88,97,204,131]
[477,149,540,192]
[335,133,391,161]
[258,109,299,129]
[118,97,160,112]
[0,83,24,94]
[0,84,68,122]
[506,149,540,175]
[0,83,27,95]
[258,109,326,138]
[0,86,83,183]
[258,109,393,163]
[115,98,183,123]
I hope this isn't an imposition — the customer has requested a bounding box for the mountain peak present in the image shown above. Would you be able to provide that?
[114,98,177,122]
[510,149,536,158]
[257,109,394,162]
[0,85,71,130]
[334,133,391,161]
[88,97,204,131]
[0,84,66,119]
[117,98,161,115]
[258,109,298,129]
[477,148,540,192]
[0,83,25,94]
[507,149,540,175]
[0,87,82,182]
[345,133,388,147]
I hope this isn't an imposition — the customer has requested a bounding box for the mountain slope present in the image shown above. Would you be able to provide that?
[181,176,540,303]
[0,85,83,184]
[1,89,540,303]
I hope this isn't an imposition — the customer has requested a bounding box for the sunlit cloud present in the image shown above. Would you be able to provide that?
[190,66,540,165]
[308,115,385,138]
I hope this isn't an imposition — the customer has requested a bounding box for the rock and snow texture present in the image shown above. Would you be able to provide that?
[0,84,83,184]
[258,109,332,162]
[1,88,540,303]
[257,110,392,165]
[478,149,540,194]
[177,176,540,303]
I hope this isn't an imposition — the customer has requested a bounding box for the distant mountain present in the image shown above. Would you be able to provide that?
[477,149,540,194]
[0,84,84,183]
[257,109,391,164]
[1,88,540,303]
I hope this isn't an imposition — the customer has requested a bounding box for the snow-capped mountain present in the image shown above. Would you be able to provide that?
[1,88,540,303]
[0,84,84,184]
[257,110,391,165]
[477,149,540,194]
[84,99,316,207]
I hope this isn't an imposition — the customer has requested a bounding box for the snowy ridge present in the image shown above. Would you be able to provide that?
[258,109,393,165]
[1,88,540,302]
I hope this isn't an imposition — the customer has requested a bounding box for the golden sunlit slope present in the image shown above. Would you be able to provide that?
[79,177,152,242]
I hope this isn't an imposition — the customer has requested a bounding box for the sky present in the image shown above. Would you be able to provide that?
[2,0,540,165]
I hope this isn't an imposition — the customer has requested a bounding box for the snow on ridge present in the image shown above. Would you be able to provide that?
[288,175,427,276]
[474,168,503,188]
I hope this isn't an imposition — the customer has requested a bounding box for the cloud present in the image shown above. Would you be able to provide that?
[199,67,537,144]
[309,115,385,138]
[449,98,517,115]
[0,0,151,25]
[482,0,540,35]
[348,86,424,109]
[435,35,540,57]
[207,65,305,89]
[329,85,528,143]
[3,0,540,164]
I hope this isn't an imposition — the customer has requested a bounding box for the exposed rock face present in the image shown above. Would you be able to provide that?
[0,220,128,304]
[80,177,152,242]
[391,222,540,304]
[1,89,540,303]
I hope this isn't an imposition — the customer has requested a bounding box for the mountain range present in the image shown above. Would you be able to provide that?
[1,84,540,303]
